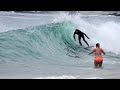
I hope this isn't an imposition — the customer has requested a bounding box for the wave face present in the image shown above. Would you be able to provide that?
[0,12,120,79]
[0,21,79,62]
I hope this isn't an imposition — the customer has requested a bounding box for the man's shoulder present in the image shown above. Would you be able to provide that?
[93,48,96,51]
[100,48,104,52]
[100,48,103,50]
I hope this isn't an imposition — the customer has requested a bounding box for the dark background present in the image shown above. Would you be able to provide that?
[0,0,119,11]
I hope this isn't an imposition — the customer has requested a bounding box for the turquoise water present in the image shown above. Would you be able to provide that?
[0,12,120,79]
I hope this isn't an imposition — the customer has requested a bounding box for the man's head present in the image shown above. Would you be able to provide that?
[96,43,100,48]
[75,29,80,33]
[76,29,79,31]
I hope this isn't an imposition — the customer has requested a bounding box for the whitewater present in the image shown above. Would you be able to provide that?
[0,11,120,79]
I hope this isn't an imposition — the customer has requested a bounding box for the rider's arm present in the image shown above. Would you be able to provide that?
[83,33,90,39]
[73,32,76,41]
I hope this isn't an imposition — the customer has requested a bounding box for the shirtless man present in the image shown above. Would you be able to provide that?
[88,43,105,68]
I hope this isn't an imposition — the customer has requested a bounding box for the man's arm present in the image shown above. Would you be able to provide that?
[83,33,90,39]
[101,48,105,55]
[88,49,95,55]
[73,32,76,41]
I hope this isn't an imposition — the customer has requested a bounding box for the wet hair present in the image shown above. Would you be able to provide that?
[96,43,100,47]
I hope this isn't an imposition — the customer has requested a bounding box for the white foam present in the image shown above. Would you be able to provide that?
[95,22,120,54]
[84,77,104,79]
[32,75,77,79]
[32,75,104,79]
[0,22,16,33]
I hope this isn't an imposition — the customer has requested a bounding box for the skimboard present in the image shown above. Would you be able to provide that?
[83,46,94,49]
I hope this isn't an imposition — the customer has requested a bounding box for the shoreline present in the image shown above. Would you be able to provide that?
[0,11,120,16]
[78,11,120,16]
[15,11,120,16]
